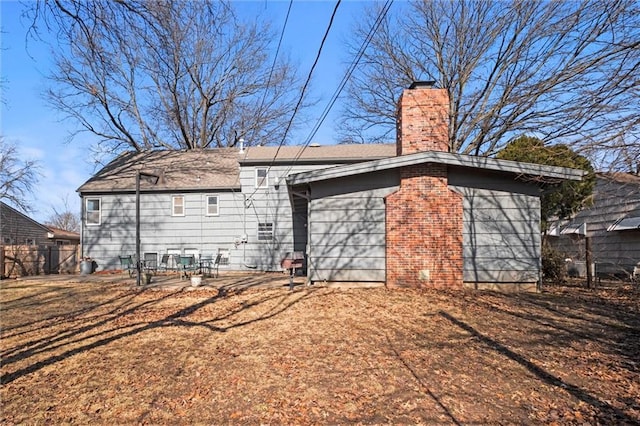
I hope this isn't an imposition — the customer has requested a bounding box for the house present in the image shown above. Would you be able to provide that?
[547,172,640,279]
[0,201,79,246]
[77,145,394,273]
[78,82,584,291]
[1,201,80,277]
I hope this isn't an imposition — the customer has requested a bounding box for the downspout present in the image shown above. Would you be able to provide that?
[242,193,257,269]
[80,195,85,259]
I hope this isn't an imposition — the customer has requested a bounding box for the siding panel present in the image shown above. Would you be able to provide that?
[308,170,398,282]
[452,185,541,284]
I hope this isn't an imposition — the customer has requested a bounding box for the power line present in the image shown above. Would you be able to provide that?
[254,0,294,128]
[270,0,342,160]
[246,0,393,214]
[244,0,342,202]
[282,0,394,175]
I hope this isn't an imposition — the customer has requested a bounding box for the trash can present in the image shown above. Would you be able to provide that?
[80,260,93,275]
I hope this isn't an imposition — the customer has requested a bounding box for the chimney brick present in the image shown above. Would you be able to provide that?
[396,85,449,155]
[386,84,463,289]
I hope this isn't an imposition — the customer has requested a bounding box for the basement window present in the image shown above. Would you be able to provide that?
[257,222,274,241]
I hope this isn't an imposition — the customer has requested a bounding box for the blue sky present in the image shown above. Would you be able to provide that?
[1,0,374,223]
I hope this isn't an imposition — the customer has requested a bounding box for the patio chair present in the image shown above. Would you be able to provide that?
[208,253,222,278]
[143,253,158,274]
[158,254,177,274]
[178,255,197,279]
[119,255,135,277]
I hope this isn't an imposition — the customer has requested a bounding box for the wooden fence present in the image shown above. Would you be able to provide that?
[1,245,80,278]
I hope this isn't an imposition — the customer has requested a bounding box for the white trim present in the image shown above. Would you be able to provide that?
[85,197,101,226]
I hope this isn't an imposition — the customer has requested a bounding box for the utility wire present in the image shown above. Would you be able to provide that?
[254,0,294,129]
[281,0,394,177]
[270,0,342,161]
[245,0,342,201]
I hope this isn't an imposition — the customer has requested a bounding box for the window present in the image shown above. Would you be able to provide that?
[3,237,13,244]
[25,238,36,246]
[206,195,219,216]
[258,222,274,241]
[172,195,185,216]
[86,198,101,225]
[255,168,269,188]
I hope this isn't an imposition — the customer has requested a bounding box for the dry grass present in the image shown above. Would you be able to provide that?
[1,277,639,425]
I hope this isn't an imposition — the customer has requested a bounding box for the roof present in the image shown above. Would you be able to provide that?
[0,201,51,233]
[77,149,241,193]
[286,150,586,186]
[240,144,395,164]
[46,226,81,240]
[597,172,640,185]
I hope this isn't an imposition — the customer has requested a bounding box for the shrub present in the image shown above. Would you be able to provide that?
[542,244,567,283]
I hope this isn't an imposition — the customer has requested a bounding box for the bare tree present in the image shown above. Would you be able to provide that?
[340,0,640,160]
[45,195,80,232]
[0,137,40,212]
[29,0,307,152]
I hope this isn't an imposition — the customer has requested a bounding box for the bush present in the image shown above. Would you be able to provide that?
[542,244,567,282]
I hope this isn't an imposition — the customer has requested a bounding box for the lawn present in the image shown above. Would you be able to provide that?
[1,277,639,425]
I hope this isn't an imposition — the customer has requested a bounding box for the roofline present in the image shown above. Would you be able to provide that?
[286,151,586,186]
[238,157,392,166]
[77,185,243,195]
[0,201,51,233]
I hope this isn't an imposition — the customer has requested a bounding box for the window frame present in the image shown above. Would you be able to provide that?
[257,222,274,241]
[172,195,185,216]
[205,195,219,216]
[86,198,101,226]
[255,168,269,189]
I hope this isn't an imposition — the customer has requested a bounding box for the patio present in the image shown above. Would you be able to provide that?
[18,270,308,292]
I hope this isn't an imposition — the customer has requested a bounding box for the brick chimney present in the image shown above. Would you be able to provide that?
[396,81,450,155]
[386,82,463,289]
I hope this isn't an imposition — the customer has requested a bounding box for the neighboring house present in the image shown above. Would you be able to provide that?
[46,227,81,246]
[0,201,79,246]
[78,82,583,291]
[1,201,80,277]
[547,172,640,278]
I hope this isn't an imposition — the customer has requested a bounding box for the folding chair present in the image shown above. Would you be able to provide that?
[210,253,222,278]
[119,255,135,277]
[178,255,197,279]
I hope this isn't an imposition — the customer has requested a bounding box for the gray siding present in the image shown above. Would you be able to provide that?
[0,203,51,246]
[450,174,542,283]
[548,176,640,274]
[308,169,399,283]
[82,164,326,272]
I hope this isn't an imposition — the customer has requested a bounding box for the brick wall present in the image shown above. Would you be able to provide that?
[386,84,463,288]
